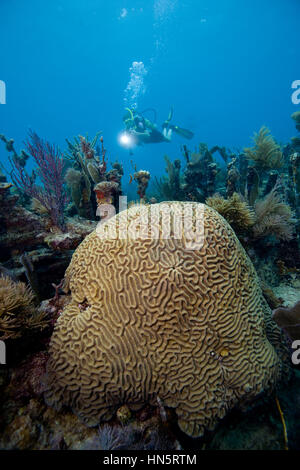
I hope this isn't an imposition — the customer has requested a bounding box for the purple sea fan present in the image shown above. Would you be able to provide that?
[11,130,68,231]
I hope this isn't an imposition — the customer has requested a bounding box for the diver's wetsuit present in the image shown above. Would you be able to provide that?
[144,127,170,143]
[123,107,193,145]
[126,113,171,144]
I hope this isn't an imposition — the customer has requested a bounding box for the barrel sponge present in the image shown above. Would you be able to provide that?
[44,201,286,437]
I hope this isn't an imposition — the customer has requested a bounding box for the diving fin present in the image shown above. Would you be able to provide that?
[167,106,173,123]
[170,124,194,140]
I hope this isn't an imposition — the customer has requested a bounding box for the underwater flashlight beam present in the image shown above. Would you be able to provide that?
[119,132,134,148]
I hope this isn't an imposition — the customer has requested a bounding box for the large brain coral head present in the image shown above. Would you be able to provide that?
[44,201,287,437]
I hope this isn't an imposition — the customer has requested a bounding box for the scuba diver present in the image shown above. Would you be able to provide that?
[120,107,194,148]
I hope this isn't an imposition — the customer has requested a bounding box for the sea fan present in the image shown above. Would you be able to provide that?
[206,192,255,233]
[0,275,48,340]
[253,186,295,241]
[244,126,284,170]
[10,130,68,231]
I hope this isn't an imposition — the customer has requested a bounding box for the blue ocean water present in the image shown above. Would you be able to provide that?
[0,0,299,189]
[1,1,300,453]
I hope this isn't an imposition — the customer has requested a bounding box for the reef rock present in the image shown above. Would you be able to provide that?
[8,351,48,400]
[45,201,288,437]
[272,300,300,341]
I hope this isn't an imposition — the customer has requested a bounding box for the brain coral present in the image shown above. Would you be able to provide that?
[45,201,287,437]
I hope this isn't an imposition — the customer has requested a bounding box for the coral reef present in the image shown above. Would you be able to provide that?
[65,134,123,219]
[0,276,48,340]
[272,301,300,342]
[0,116,300,450]
[291,111,300,133]
[154,156,184,201]
[64,133,102,218]
[244,126,284,170]
[2,352,300,450]
[0,134,29,168]
[9,131,68,231]
[182,144,221,201]
[206,192,255,234]
[273,283,300,307]
[260,281,284,309]
[94,181,119,207]
[7,351,49,401]
[133,169,151,200]
[226,158,240,197]
[19,252,40,300]
[253,185,295,241]
[0,183,96,299]
[287,113,300,225]
[97,421,178,451]
[44,202,288,438]
[154,144,224,202]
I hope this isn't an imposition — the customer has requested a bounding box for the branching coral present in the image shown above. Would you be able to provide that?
[154,156,184,201]
[30,197,50,216]
[65,132,101,167]
[288,152,300,224]
[226,159,241,197]
[246,167,260,206]
[64,134,122,219]
[64,133,101,219]
[0,276,48,340]
[9,130,68,231]
[0,134,30,168]
[183,143,216,201]
[288,112,300,222]
[134,170,150,200]
[64,168,83,211]
[154,145,220,203]
[253,186,295,241]
[206,192,255,233]
[244,126,284,170]
[79,135,96,161]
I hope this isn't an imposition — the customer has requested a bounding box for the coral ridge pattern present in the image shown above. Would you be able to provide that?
[45,202,285,437]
